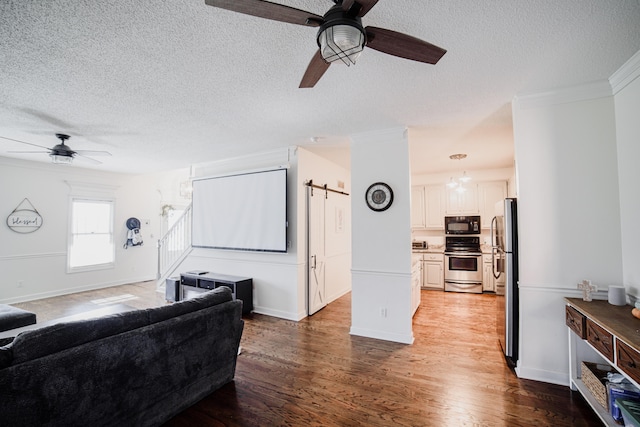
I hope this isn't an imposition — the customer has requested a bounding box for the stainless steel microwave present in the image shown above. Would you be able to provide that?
[444,215,481,235]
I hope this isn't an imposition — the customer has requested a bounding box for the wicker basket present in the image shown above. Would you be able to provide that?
[581,361,616,409]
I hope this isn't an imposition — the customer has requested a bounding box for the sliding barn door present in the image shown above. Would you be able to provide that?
[307,186,326,315]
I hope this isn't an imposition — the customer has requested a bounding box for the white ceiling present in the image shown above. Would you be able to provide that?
[1,0,639,175]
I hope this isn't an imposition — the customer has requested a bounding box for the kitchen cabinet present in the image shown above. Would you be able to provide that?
[482,254,495,292]
[565,298,640,426]
[411,186,426,228]
[423,253,444,290]
[412,180,507,228]
[411,185,445,229]
[411,253,423,315]
[478,181,507,228]
[445,183,479,215]
[424,185,445,229]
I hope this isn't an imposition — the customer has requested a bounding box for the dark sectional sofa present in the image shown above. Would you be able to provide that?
[0,286,244,427]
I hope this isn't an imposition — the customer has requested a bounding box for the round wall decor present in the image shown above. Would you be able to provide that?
[365,182,394,212]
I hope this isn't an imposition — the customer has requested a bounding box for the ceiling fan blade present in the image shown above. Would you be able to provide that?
[75,150,112,156]
[342,0,379,17]
[365,27,446,64]
[75,154,103,164]
[0,135,51,150]
[299,50,331,88]
[8,150,50,154]
[204,0,323,27]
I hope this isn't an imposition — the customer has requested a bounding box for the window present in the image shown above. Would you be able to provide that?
[69,198,115,271]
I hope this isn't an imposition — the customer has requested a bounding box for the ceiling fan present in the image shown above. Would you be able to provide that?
[204,0,447,88]
[2,133,112,165]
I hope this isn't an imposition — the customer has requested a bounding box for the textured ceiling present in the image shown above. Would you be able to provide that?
[1,0,639,175]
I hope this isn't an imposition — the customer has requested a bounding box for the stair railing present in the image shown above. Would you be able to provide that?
[157,204,192,280]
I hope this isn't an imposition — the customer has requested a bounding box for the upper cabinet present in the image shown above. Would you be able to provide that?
[411,185,444,229]
[478,181,507,229]
[411,186,426,228]
[412,180,507,230]
[445,183,478,215]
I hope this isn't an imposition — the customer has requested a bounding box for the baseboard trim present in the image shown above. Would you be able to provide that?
[350,326,414,345]
[0,275,156,305]
[516,365,569,387]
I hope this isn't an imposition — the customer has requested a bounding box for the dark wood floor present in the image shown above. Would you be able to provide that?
[14,283,601,426]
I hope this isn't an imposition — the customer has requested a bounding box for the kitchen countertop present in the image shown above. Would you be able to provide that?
[412,245,444,254]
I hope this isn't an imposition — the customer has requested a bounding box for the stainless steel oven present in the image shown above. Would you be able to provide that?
[444,236,483,293]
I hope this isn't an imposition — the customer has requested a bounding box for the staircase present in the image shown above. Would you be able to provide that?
[156,204,192,290]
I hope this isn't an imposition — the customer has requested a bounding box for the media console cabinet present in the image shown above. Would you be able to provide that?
[180,272,253,314]
[565,297,640,426]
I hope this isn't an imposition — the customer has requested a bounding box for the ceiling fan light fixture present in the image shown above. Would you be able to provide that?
[319,24,365,65]
[50,153,73,164]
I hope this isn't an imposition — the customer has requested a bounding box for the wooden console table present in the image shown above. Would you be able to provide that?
[180,272,253,314]
[565,298,640,426]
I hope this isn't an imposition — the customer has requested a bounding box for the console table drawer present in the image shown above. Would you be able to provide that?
[586,319,614,362]
[566,305,586,339]
[617,340,640,384]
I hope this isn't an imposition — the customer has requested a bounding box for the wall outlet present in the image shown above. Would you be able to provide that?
[380,307,388,318]
[17,280,23,288]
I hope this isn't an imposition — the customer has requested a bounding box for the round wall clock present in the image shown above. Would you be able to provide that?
[365,182,394,212]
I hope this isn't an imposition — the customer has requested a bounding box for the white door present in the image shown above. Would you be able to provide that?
[307,186,326,315]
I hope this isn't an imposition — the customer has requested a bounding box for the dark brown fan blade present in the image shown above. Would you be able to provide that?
[204,0,323,27]
[365,27,446,64]
[342,0,380,17]
[299,50,330,88]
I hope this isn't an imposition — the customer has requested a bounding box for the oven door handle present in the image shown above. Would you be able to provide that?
[444,253,482,258]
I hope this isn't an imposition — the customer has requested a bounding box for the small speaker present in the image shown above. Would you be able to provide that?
[165,277,180,302]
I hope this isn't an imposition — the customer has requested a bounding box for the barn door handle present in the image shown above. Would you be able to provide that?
[311,255,316,269]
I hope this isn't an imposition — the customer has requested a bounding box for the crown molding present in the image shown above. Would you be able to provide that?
[513,80,613,110]
[610,49,640,95]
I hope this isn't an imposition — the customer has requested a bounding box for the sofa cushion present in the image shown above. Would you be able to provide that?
[0,305,36,332]
[0,345,11,369]
[10,309,149,366]
[147,286,233,324]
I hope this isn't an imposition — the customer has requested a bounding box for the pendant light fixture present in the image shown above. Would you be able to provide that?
[447,153,471,192]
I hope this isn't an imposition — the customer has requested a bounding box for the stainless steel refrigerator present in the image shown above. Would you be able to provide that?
[491,198,518,365]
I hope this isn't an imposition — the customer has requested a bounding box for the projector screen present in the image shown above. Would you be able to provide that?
[191,168,287,252]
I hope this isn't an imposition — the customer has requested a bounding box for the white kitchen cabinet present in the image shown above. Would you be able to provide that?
[424,185,445,229]
[423,253,444,290]
[482,254,495,292]
[445,183,479,215]
[411,253,423,315]
[410,186,426,228]
[478,181,507,228]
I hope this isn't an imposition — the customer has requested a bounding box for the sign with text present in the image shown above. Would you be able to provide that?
[6,199,43,234]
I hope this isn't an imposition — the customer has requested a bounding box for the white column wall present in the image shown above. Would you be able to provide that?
[512,88,623,384]
[613,53,640,292]
[350,127,413,344]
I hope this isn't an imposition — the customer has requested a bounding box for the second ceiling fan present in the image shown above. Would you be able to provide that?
[204,0,447,88]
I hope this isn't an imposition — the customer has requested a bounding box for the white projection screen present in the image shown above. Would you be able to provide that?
[191,168,287,252]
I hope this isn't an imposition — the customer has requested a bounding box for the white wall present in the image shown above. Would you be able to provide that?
[512,84,624,384]
[350,128,414,344]
[0,157,185,303]
[614,51,640,295]
[174,146,352,321]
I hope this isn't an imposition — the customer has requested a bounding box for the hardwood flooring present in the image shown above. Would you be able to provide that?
[12,284,601,426]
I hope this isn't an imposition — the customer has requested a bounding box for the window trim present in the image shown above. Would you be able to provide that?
[67,197,116,273]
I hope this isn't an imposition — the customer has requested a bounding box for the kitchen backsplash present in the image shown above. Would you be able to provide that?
[412,231,491,247]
